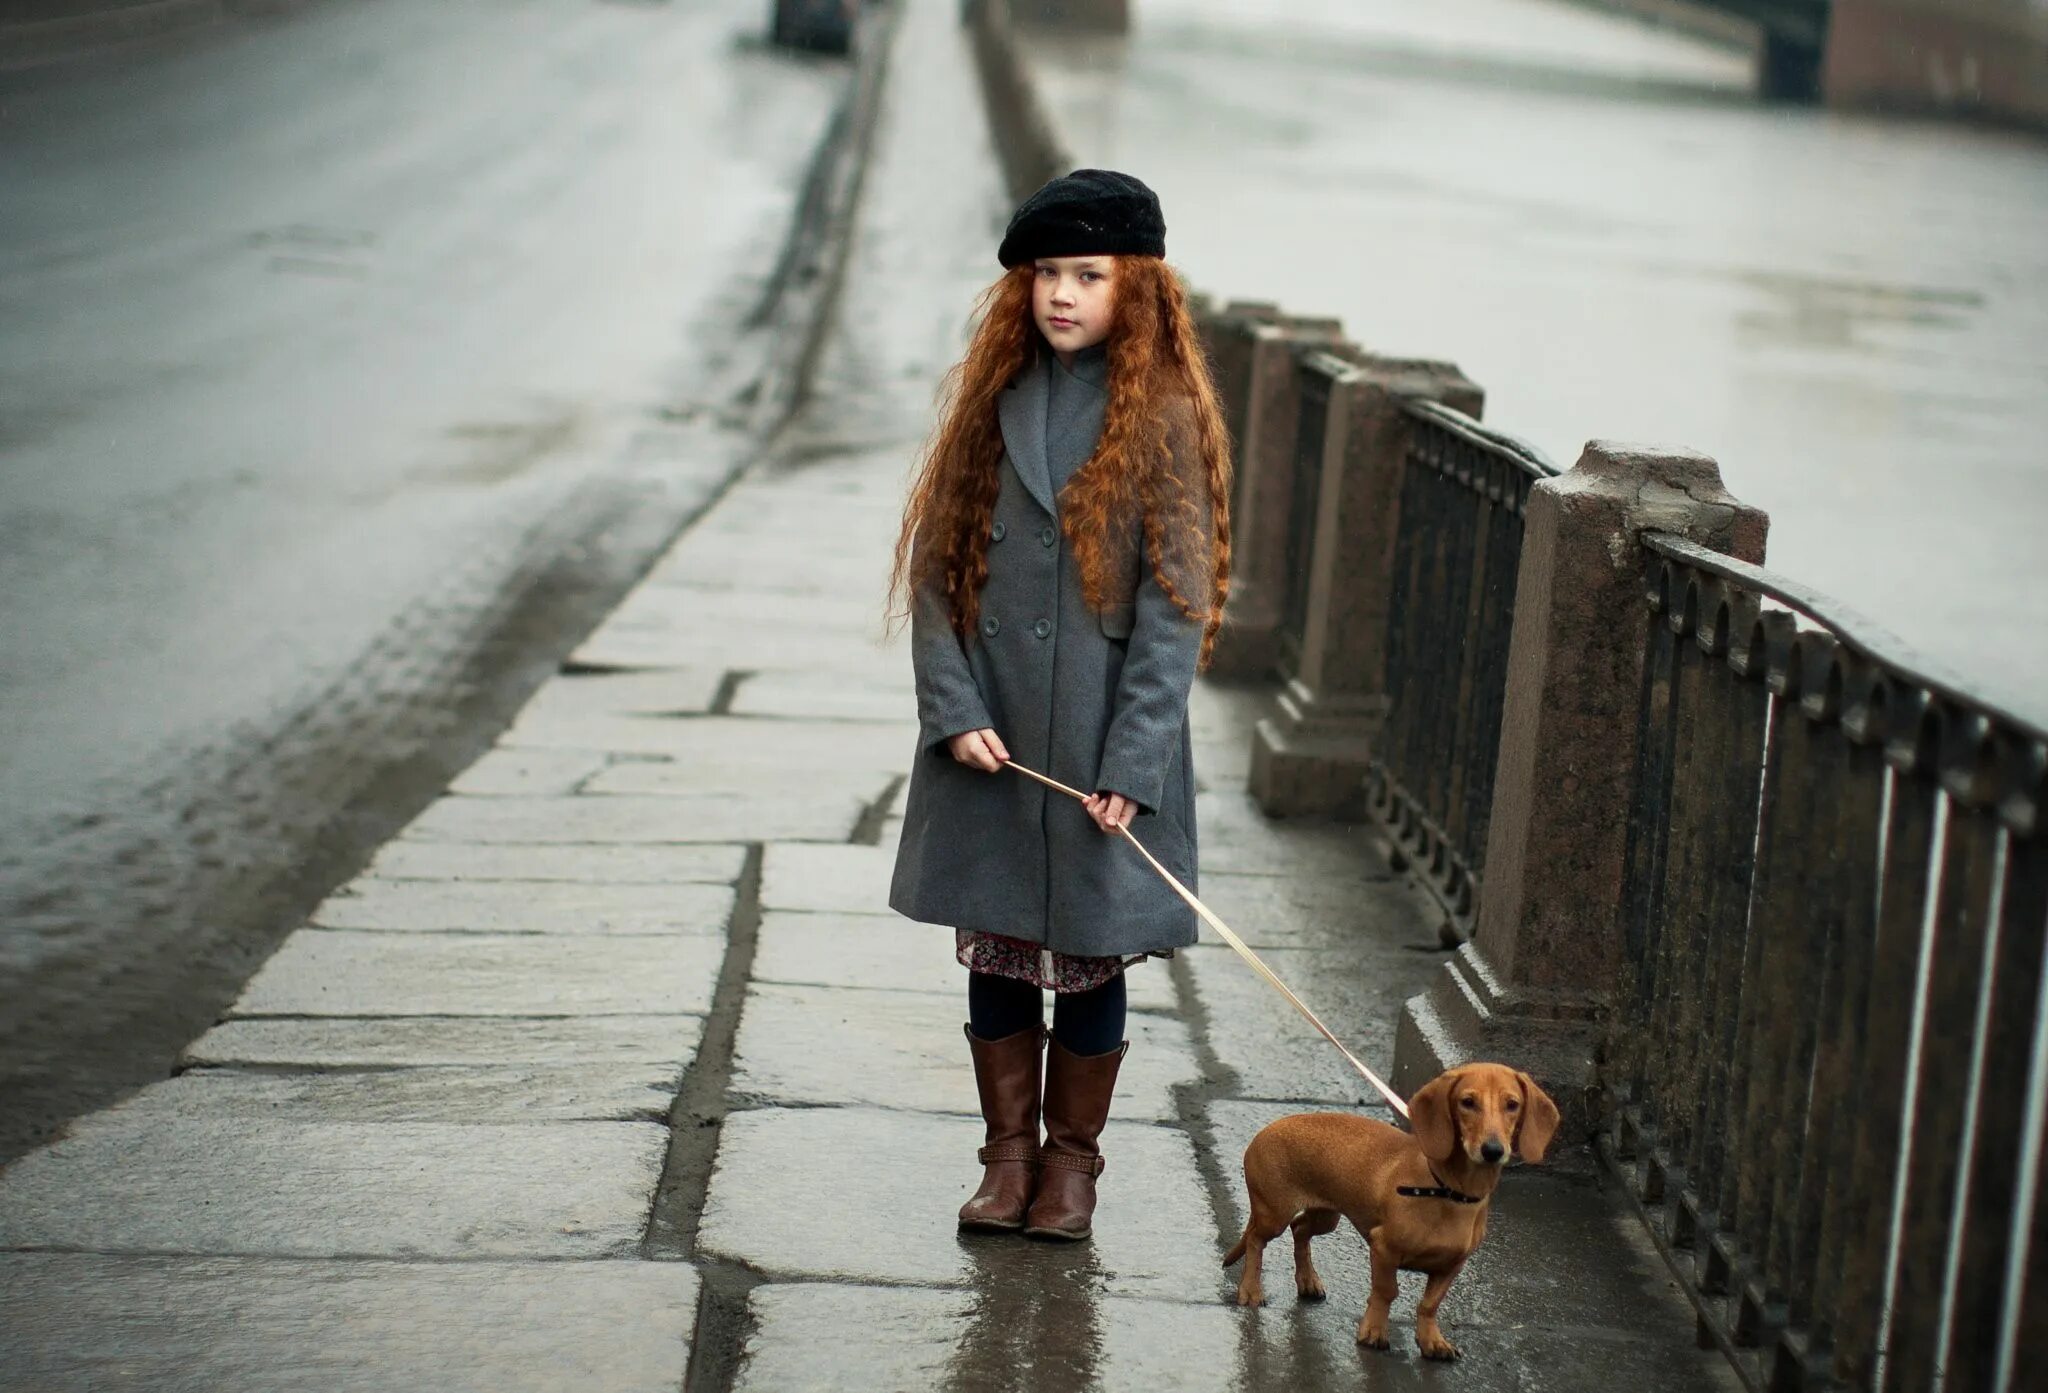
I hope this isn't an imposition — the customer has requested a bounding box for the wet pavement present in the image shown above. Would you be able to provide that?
[0,1,1740,1386]
[1026,0,2048,724]
[0,0,845,1158]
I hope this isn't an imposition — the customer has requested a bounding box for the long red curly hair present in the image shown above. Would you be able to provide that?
[889,256,1233,667]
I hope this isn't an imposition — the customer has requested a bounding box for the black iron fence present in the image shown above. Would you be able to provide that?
[1608,531,2046,1393]
[1367,400,1554,940]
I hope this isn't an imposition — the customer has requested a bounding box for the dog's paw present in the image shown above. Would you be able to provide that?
[1233,1283,1266,1308]
[1296,1273,1327,1302]
[1418,1335,1462,1362]
[1356,1322,1391,1351]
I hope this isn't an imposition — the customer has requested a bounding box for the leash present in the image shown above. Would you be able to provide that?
[1001,758,1411,1121]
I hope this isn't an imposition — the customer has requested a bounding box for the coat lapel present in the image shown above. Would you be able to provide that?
[998,357,1056,516]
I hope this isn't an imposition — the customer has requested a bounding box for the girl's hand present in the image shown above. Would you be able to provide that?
[947,728,1010,773]
[1083,791,1135,833]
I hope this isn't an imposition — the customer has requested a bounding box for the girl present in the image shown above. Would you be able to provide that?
[888,169,1232,1242]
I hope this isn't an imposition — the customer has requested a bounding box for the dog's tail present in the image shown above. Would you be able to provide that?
[1222,1229,1248,1268]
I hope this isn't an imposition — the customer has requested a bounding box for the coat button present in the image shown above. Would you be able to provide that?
[992,521,1006,542]
[982,616,1000,637]
[1034,618,1051,639]
[1040,525,1056,548]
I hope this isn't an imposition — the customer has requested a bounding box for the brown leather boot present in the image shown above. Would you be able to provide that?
[958,1022,1045,1232]
[1023,1036,1127,1241]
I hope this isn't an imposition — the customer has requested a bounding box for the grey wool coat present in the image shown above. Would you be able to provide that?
[889,345,1211,959]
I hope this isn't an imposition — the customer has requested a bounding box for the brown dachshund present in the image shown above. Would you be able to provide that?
[1222,1063,1560,1360]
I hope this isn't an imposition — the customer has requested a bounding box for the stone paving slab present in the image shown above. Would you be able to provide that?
[644,506,895,548]
[735,1284,972,1392]
[1195,868,1432,950]
[760,842,897,914]
[364,840,744,886]
[643,546,895,597]
[311,880,735,936]
[731,1284,1280,1392]
[1189,681,1270,738]
[0,1253,696,1393]
[571,620,903,680]
[748,910,1181,1015]
[657,484,900,525]
[751,910,948,991]
[399,792,866,846]
[447,747,617,797]
[730,981,1195,1122]
[1191,791,1392,879]
[1183,943,1423,1107]
[733,1272,1729,1392]
[1194,755,1251,795]
[0,1118,668,1258]
[644,538,896,579]
[586,610,891,655]
[564,631,900,681]
[728,668,909,722]
[499,713,911,770]
[513,667,726,721]
[231,932,724,1018]
[107,1065,679,1124]
[581,757,899,806]
[594,583,886,638]
[697,1107,1213,1299]
[180,1015,704,1071]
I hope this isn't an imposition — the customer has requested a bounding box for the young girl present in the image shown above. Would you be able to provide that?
[888,170,1232,1242]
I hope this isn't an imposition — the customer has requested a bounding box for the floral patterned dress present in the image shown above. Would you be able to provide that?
[954,928,1165,993]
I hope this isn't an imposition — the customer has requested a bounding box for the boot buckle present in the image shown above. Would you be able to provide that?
[976,1140,1039,1166]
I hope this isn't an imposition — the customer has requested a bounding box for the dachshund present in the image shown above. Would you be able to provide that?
[1222,1063,1560,1360]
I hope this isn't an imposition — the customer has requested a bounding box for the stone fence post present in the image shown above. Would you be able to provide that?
[1391,442,1768,1129]
[1197,300,1278,504]
[1206,317,1348,680]
[1248,353,1483,816]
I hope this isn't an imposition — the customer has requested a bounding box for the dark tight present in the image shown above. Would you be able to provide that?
[967,970,1128,1057]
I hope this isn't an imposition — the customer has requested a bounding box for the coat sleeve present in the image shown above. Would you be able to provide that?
[1094,399,1216,814]
[911,572,994,754]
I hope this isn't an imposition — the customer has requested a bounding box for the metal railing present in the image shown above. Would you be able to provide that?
[1366,399,1557,941]
[1608,531,2046,1392]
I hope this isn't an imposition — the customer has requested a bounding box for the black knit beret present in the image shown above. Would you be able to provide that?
[996,168,1166,269]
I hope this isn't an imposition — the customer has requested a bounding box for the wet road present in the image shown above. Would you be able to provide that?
[0,0,842,1156]
[0,6,1739,1385]
[1039,0,2048,720]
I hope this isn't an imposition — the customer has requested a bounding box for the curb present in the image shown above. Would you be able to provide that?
[743,0,904,435]
[962,0,1071,202]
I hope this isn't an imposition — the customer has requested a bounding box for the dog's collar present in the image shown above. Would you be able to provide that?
[1396,1166,1486,1205]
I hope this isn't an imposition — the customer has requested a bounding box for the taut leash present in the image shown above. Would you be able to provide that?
[1001,758,1410,1121]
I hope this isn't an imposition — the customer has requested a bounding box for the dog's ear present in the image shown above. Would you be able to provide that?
[1514,1071,1560,1164]
[1407,1071,1459,1162]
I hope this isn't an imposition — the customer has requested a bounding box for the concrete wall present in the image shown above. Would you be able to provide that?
[1824,0,2048,128]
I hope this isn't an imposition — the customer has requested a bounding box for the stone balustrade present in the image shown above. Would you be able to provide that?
[1199,292,2046,1392]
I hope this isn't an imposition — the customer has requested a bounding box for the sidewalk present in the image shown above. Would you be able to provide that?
[0,1,1736,1387]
